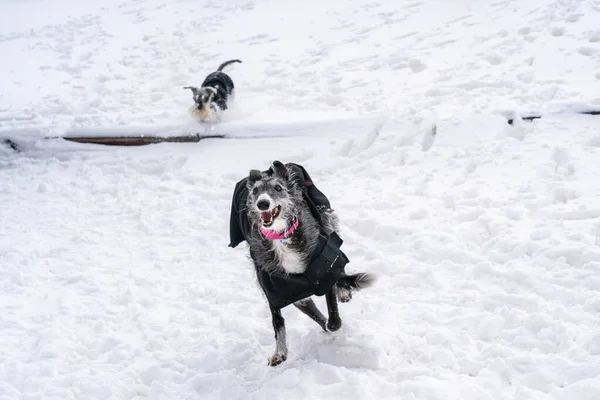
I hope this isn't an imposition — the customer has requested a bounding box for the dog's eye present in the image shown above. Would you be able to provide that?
[274,184,282,192]
[252,187,258,195]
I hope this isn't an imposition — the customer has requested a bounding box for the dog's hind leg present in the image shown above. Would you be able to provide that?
[293,298,327,331]
[325,288,342,332]
[267,304,288,366]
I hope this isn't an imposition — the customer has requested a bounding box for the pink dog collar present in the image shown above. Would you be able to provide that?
[260,218,299,241]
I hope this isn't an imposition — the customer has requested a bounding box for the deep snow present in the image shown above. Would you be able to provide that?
[1,0,600,399]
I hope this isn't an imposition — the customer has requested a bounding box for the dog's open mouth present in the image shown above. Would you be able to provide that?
[260,205,281,227]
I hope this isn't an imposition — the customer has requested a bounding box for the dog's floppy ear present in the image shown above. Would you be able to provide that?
[206,87,218,96]
[183,86,198,94]
[271,161,289,180]
[248,169,262,185]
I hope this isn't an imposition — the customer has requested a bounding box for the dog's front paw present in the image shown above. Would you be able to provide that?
[327,317,342,332]
[267,353,287,367]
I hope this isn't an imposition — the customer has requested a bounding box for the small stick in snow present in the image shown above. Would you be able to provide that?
[507,109,600,125]
[2,138,20,152]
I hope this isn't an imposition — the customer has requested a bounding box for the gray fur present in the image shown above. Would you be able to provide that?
[243,160,374,366]
[293,298,327,331]
[245,161,339,275]
[271,327,287,363]
[183,86,216,106]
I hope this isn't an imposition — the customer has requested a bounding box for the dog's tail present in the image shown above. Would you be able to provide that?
[217,59,242,72]
[337,272,376,291]
[335,272,375,303]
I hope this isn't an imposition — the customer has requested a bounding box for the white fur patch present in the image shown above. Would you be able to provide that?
[273,240,306,274]
[189,104,220,122]
[267,217,288,232]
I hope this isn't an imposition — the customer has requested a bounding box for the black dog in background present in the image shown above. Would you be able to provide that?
[184,59,241,122]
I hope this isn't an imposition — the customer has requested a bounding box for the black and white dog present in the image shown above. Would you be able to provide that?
[229,161,375,366]
[184,59,241,122]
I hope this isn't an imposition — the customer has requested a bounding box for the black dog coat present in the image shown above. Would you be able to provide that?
[202,72,235,111]
[228,163,350,309]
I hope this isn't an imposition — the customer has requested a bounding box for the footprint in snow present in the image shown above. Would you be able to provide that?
[517,71,534,83]
[517,26,536,42]
[551,186,579,204]
[485,54,504,65]
[550,27,565,37]
[408,58,427,73]
[421,123,436,152]
[553,147,569,165]
[552,147,575,177]
[578,47,596,57]
[587,137,600,147]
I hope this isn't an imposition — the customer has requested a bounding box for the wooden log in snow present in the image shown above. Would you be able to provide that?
[61,134,225,146]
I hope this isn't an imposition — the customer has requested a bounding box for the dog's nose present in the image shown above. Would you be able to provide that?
[257,199,270,211]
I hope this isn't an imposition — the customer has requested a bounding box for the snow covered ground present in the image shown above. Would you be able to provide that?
[1,0,600,399]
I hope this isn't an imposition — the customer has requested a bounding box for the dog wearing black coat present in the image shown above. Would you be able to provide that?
[229,161,375,366]
[184,59,241,122]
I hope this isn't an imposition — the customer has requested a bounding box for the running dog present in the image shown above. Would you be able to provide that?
[184,59,241,122]
[229,161,375,366]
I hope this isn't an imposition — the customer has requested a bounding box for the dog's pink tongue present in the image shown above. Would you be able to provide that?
[261,211,273,222]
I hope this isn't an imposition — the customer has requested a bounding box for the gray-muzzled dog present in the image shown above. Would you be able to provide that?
[229,161,375,366]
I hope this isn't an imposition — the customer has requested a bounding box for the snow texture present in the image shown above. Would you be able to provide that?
[1,0,600,399]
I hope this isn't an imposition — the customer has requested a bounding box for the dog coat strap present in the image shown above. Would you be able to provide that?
[257,270,316,309]
[303,231,348,296]
[257,231,349,309]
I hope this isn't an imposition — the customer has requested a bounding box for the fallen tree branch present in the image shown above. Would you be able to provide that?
[61,133,225,146]
[507,109,600,125]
